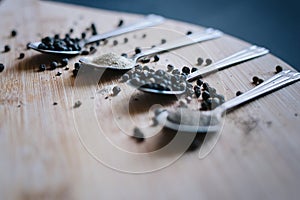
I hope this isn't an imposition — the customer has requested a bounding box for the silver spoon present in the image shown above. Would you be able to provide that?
[136,45,269,95]
[79,28,223,69]
[155,70,300,133]
[28,14,165,55]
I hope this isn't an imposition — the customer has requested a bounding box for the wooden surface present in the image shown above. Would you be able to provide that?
[0,0,300,199]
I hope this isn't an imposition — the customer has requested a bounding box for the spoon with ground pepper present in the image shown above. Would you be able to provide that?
[79,28,223,69]
[155,70,300,133]
[133,45,269,95]
[28,14,165,55]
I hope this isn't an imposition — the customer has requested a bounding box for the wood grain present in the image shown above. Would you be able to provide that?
[0,0,300,199]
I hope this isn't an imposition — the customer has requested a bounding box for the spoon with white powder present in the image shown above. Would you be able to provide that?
[79,28,223,70]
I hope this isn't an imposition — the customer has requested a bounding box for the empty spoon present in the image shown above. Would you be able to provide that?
[155,70,300,133]
[134,45,269,95]
[28,14,165,55]
[79,28,223,70]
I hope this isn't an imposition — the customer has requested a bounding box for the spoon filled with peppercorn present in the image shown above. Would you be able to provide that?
[126,45,269,95]
[28,14,165,55]
[155,70,300,133]
[79,28,223,70]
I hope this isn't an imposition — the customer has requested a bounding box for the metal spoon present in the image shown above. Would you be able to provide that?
[135,45,269,95]
[79,28,223,69]
[28,14,165,55]
[155,70,300,133]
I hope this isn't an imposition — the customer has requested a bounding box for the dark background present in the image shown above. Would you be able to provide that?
[50,0,300,71]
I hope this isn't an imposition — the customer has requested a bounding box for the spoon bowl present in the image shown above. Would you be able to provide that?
[132,45,269,95]
[28,14,165,55]
[155,70,300,133]
[79,28,223,70]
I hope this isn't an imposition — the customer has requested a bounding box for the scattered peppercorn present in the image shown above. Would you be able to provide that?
[135,47,141,54]
[38,64,46,72]
[113,40,118,46]
[202,91,210,100]
[153,55,159,62]
[124,37,128,43]
[73,100,82,108]
[50,61,58,70]
[167,64,174,71]
[18,53,25,59]
[161,39,166,44]
[81,32,86,39]
[11,30,17,37]
[89,46,96,53]
[197,57,204,65]
[186,31,192,35]
[121,53,128,58]
[236,91,243,96]
[196,79,203,86]
[112,86,121,96]
[53,102,58,106]
[191,67,198,73]
[4,45,10,52]
[133,127,144,142]
[91,23,97,35]
[81,50,89,55]
[205,58,213,66]
[275,65,283,73]
[74,62,81,70]
[117,19,124,27]
[55,72,62,76]
[0,63,4,72]
[61,58,69,67]
[69,28,74,33]
[142,33,146,38]
[182,66,190,74]
[252,76,259,84]
[140,57,150,64]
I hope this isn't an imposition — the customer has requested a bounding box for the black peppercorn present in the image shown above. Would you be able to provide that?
[275,65,283,73]
[4,45,10,52]
[113,40,118,46]
[135,47,141,54]
[11,30,17,37]
[56,72,62,76]
[236,91,243,96]
[202,91,210,100]
[18,53,25,59]
[91,23,97,35]
[161,39,166,44]
[0,63,4,72]
[182,66,190,74]
[197,57,204,65]
[81,50,89,55]
[50,61,58,70]
[196,79,203,86]
[38,64,46,72]
[252,76,259,84]
[124,37,128,43]
[202,82,209,91]
[60,58,69,67]
[167,64,174,71]
[117,19,124,27]
[153,55,159,62]
[81,32,86,39]
[205,58,213,66]
[191,67,198,73]
[186,31,192,35]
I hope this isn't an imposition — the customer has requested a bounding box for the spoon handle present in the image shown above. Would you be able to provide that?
[85,14,165,44]
[135,28,223,59]
[186,45,269,81]
[219,70,300,113]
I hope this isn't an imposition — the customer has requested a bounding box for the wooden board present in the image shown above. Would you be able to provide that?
[0,0,300,199]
